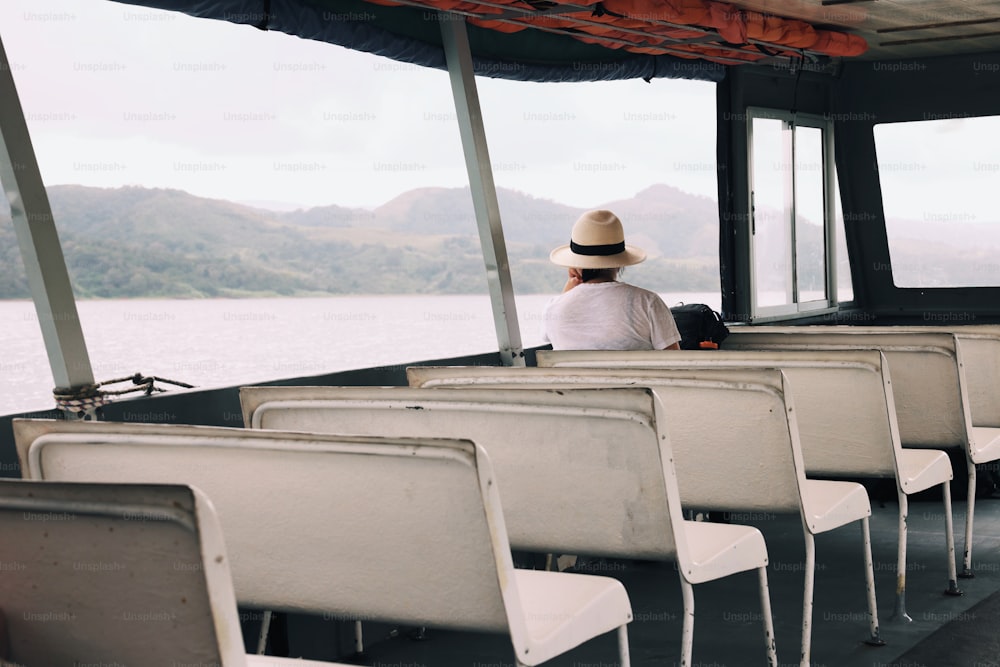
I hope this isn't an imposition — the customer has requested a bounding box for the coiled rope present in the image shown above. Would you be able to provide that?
[53,373,195,415]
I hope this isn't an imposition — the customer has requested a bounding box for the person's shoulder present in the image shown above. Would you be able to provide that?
[617,282,667,301]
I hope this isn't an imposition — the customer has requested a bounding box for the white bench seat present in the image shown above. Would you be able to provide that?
[533,348,961,619]
[804,479,872,533]
[240,385,777,667]
[899,449,957,492]
[685,521,773,583]
[970,427,1000,464]
[12,421,632,667]
[400,368,882,667]
[0,479,361,667]
[729,324,1000,427]
[722,327,1000,578]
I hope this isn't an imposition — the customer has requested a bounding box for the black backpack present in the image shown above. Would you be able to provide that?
[669,303,730,350]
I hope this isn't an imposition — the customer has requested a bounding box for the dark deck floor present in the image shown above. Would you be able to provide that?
[254,491,1000,667]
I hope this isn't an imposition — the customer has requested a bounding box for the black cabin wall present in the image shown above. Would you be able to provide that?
[716,64,837,324]
[835,51,1000,322]
[719,51,1000,325]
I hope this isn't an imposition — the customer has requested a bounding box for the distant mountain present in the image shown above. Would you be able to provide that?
[0,184,721,299]
[6,183,993,298]
[278,203,375,228]
[884,216,1000,286]
[239,199,310,212]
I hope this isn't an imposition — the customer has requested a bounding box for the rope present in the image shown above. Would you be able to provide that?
[52,383,107,414]
[53,373,195,415]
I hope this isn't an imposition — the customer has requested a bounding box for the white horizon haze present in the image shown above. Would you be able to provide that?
[0,0,720,212]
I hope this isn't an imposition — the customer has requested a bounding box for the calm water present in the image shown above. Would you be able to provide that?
[1,292,721,416]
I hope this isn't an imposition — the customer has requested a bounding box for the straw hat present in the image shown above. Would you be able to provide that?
[549,209,647,268]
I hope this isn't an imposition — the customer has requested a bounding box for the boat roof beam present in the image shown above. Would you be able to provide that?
[0,32,95,401]
[440,13,526,367]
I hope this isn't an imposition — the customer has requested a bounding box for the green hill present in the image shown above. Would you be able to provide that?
[0,184,722,298]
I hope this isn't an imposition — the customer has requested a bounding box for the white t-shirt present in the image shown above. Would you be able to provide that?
[541,281,682,350]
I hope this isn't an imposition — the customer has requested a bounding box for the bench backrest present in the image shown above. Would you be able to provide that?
[0,479,248,667]
[946,331,1000,427]
[241,386,683,560]
[722,329,973,448]
[534,349,900,478]
[13,420,514,633]
[730,325,1000,427]
[403,368,809,515]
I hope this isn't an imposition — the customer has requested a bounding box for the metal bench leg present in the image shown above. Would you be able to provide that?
[257,610,272,655]
[618,624,631,667]
[757,566,778,667]
[354,621,364,655]
[861,517,885,647]
[799,531,815,667]
[678,574,695,667]
[891,490,912,622]
[942,480,962,596]
[961,458,977,578]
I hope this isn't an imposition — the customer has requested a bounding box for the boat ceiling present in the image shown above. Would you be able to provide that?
[109,0,1000,81]
[736,0,1000,61]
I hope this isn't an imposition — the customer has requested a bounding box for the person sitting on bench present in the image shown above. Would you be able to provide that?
[542,209,681,351]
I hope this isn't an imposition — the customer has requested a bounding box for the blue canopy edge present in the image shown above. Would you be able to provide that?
[109,0,726,82]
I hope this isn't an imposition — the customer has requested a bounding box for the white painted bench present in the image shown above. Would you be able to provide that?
[534,347,961,620]
[402,368,883,667]
[12,420,632,667]
[729,324,1000,426]
[0,478,351,667]
[722,327,1000,577]
[240,385,777,667]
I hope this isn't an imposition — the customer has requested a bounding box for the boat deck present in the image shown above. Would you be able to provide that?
[262,488,1000,667]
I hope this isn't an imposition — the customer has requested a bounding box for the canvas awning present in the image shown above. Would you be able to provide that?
[109,0,871,81]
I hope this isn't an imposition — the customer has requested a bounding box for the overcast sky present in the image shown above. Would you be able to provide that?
[2,0,996,221]
[0,0,720,211]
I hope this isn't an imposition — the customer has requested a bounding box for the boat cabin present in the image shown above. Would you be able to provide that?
[3,1,1000,666]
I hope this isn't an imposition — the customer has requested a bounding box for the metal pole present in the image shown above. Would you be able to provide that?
[440,16,525,367]
[0,32,95,401]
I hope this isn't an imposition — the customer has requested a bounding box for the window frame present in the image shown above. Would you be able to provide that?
[746,107,839,322]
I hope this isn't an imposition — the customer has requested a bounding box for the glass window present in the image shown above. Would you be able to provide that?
[750,116,792,308]
[874,116,1000,287]
[794,125,827,303]
[476,75,721,323]
[748,109,839,320]
[833,171,854,303]
[0,3,722,413]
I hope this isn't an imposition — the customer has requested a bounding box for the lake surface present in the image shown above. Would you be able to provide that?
[0,292,721,416]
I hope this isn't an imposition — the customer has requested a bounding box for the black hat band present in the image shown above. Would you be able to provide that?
[570,240,626,256]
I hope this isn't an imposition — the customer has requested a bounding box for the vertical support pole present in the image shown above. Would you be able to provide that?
[823,118,838,305]
[784,119,797,306]
[440,16,525,367]
[0,32,94,401]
